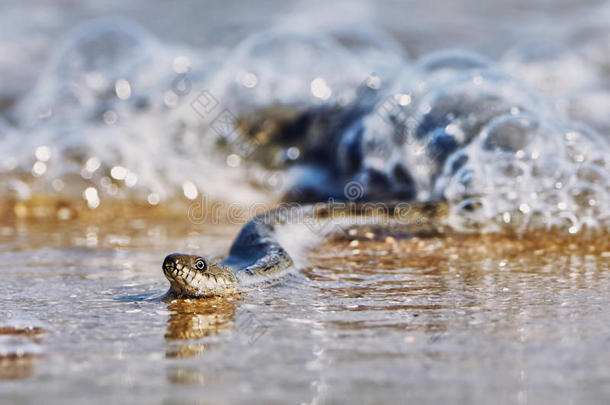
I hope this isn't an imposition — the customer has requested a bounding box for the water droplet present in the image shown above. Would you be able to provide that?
[172,56,191,74]
[110,166,128,180]
[114,79,132,100]
[85,157,101,173]
[365,74,381,90]
[396,93,411,106]
[35,145,51,162]
[32,161,47,177]
[226,154,241,167]
[83,187,100,209]
[125,172,138,187]
[241,72,258,88]
[286,147,300,160]
[182,181,198,200]
[147,193,160,205]
[103,110,118,125]
[311,77,332,100]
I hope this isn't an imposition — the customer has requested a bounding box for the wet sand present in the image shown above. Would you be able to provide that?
[0,212,608,404]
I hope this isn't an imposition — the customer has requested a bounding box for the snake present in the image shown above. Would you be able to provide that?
[162,201,449,297]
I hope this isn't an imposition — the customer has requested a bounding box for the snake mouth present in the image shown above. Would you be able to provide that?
[162,253,237,297]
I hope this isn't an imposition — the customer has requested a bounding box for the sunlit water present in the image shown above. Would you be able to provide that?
[0,217,609,404]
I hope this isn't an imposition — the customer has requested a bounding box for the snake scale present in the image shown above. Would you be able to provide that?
[163,201,448,297]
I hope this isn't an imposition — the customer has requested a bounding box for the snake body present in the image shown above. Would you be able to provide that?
[163,201,448,297]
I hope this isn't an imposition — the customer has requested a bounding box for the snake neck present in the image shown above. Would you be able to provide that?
[163,201,449,297]
[306,200,449,232]
[223,200,449,276]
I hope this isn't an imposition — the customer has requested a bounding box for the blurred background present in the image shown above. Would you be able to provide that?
[4,0,610,99]
[1,0,608,215]
[1,0,608,230]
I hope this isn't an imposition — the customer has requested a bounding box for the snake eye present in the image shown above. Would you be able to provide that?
[195,259,206,271]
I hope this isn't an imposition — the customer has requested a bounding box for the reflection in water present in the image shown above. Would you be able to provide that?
[164,297,238,386]
[308,232,610,333]
[165,297,238,357]
[0,218,609,402]
[297,233,610,403]
[0,314,45,381]
[0,352,41,380]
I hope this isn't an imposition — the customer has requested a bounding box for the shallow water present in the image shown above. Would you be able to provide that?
[1,215,608,404]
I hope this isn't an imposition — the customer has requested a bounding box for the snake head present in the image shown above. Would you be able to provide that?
[162,253,238,297]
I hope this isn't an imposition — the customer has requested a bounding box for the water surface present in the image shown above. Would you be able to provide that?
[1,216,608,404]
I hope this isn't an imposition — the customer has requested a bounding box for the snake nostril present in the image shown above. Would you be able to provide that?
[163,254,181,269]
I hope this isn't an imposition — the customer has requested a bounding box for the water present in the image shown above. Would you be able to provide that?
[1,6,608,232]
[1,0,610,403]
[0,219,609,403]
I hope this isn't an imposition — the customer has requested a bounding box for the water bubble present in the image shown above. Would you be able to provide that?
[392,50,493,105]
[435,101,609,233]
[114,79,132,100]
[31,161,47,177]
[226,154,241,167]
[414,70,544,145]
[286,147,300,160]
[172,56,191,74]
[210,28,368,116]
[576,163,606,185]
[363,63,547,200]
[449,198,488,231]
[310,77,332,100]
[110,166,128,181]
[34,146,51,162]
[85,157,101,173]
[241,72,258,88]
[418,50,492,74]
[182,181,198,200]
[501,40,593,96]
[124,172,138,187]
[564,122,609,165]
[481,113,541,152]
[147,193,160,205]
[83,187,100,209]
[327,24,408,82]
[16,18,162,128]
[2,18,253,208]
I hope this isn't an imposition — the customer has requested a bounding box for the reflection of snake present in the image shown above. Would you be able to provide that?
[163,201,448,297]
[165,298,236,359]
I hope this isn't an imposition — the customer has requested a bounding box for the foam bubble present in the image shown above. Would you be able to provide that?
[357,49,609,234]
[0,23,609,234]
[1,18,267,208]
[438,113,609,234]
[209,28,370,116]
[326,24,408,83]
[362,65,549,201]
